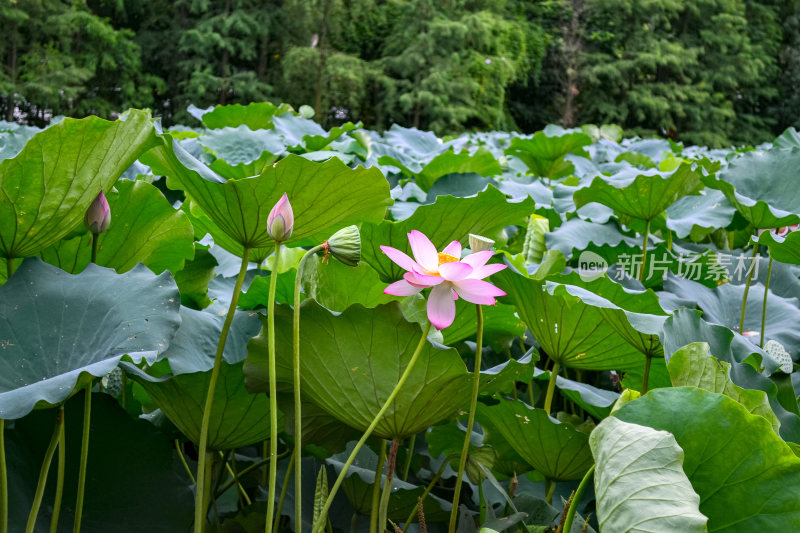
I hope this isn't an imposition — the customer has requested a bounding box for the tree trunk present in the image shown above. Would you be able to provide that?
[561,0,583,127]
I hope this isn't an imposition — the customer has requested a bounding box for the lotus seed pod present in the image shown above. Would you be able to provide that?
[324,225,361,267]
[267,193,294,242]
[468,233,494,252]
[85,192,111,234]
[464,445,497,485]
[764,340,794,373]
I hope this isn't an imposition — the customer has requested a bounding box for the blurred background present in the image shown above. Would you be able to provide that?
[1,0,798,146]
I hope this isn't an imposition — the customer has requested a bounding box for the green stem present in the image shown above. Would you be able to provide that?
[73,384,92,533]
[666,230,673,252]
[401,459,449,533]
[262,441,269,487]
[176,440,196,484]
[26,408,63,533]
[761,256,773,348]
[1,419,6,533]
[219,452,251,506]
[313,322,433,533]
[378,440,399,532]
[528,380,535,406]
[739,242,759,334]
[544,361,560,415]
[478,480,486,525]
[449,305,484,533]
[641,353,652,395]
[544,477,556,505]
[292,244,323,527]
[370,440,387,533]
[401,435,415,481]
[562,465,595,533]
[266,242,283,533]
[273,450,295,533]
[6,255,14,281]
[638,219,651,282]
[194,247,251,533]
[216,450,291,498]
[51,409,66,533]
[90,234,98,264]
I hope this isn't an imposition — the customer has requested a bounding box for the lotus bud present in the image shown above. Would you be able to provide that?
[323,225,361,267]
[464,446,496,485]
[469,233,494,252]
[267,193,293,242]
[85,192,111,234]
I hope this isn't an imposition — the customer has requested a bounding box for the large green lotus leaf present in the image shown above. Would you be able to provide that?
[666,189,736,239]
[590,417,708,533]
[494,269,644,370]
[573,164,703,222]
[181,200,272,263]
[549,272,669,357]
[662,274,800,354]
[300,254,393,312]
[362,186,535,281]
[0,122,40,161]
[197,126,285,165]
[208,150,280,180]
[200,101,293,129]
[0,259,180,419]
[155,306,260,374]
[39,179,194,275]
[667,342,780,433]
[615,387,800,532]
[545,218,642,261]
[704,148,800,228]
[476,399,593,480]
[531,367,619,420]
[380,147,502,191]
[272,114,357,152]
[7,392,193,532]
[0,110,158,258]
[122,361,278,450]
[755,230,800,265]
[173,246,218,309]
[142,140,391,254]
[504,131,592,180]
[440,300,526,348]
[381,124,443,159]
[660,309,800,443]
[244,301,473,440]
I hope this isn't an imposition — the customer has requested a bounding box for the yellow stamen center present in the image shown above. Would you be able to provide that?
[438,252,459,266]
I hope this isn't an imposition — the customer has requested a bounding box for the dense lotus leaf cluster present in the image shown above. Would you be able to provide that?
[1,103,800,532]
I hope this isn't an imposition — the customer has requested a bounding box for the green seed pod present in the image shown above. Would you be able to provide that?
[464,445,497,485]
[522,214,549,264]
[469,233,495,252]
[324,225,361,267]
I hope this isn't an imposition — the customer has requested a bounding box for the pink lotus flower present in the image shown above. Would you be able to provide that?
[380,230,507,330]
[267,193,293,242]
[85,192,111,234]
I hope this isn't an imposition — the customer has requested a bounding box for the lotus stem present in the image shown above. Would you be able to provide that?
[544,361,561,415]
[1,419,6,533]
[73,384,92,533]
[26,407,64,533]
[219,451,251,506]
[292,244,324,526]
[91,235,98,264]
[312,321,433,533]
[478,480,487,524]
[6,256,14,280]
[641,353,652,395]
[544,477,556,505]
[50,412,66,533]
[195,247,251,533]
[175,440,195,484]
[739,242,759,334]
[562,464,594,533]
[266,242,283,533]
[273,449,295,533]
[761,256,773,348]
[401,458,449,533]
[448,305,484,533]
[216,450,291,498]
[378,440,400,532]
[370,440,387,533]
[639,219,651,282]
[401,435,415,481]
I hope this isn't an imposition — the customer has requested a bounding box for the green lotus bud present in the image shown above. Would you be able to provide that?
[468,233,494,252]
[323,225,361,267]
[85,192,111,234]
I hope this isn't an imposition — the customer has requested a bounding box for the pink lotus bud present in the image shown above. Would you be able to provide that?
[267,193,293,242]
[85,192,110,234]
